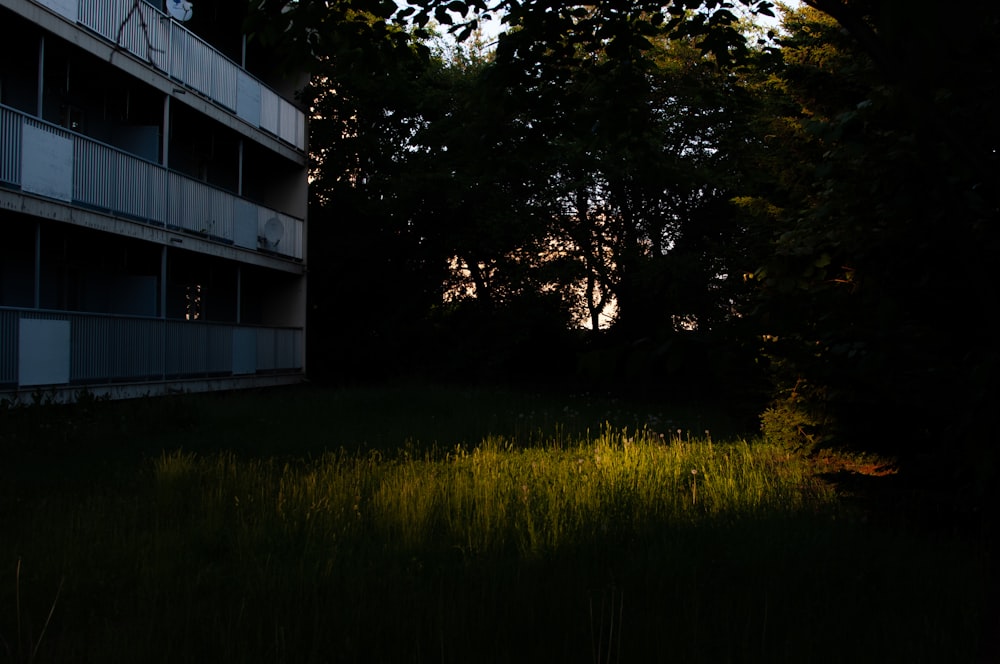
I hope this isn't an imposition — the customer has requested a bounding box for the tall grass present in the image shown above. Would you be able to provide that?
[150,427,833,562]
[0,386,987,663]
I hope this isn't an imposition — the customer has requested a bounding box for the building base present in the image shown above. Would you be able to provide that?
[1,372,306,406]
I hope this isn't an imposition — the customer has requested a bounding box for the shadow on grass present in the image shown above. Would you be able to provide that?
[0,384,991,663]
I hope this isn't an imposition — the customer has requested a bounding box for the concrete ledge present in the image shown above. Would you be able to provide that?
[0,372,306,405]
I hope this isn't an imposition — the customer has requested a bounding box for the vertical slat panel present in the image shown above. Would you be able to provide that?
[184,37,211,96]
[0,310,18,385]
[109,317,162,379]
[164,320,181,376]
[146,164,169,225]
[0,108,22,186]
[187,324,207,375]
[70,315,103,381]
[73,139,114,211]
[213,190,234,242]
[166,171,185,229]
[207,324,233,373]
[260,88,280,137]
[148,8,172,71]
[168,321,207,375]
[232,327,256,375]
[256,327,276,371]
[76,0,107,35]
[169,21,187,80]
[274,328,303,370]
[212,52,238,111]
[236,72,261,126]
[78,0,167,64]
[191,181,211,235]
[116,152,140,218]
[278,98,297,146]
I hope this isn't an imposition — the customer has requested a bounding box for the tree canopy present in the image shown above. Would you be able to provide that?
[247,0,778,67]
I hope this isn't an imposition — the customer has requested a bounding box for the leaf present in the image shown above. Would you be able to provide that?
[435,7,454,25]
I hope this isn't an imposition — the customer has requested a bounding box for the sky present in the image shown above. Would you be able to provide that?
[430,1,802,51]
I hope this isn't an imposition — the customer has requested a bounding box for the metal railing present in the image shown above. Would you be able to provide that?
[41,0,305,151]
[0,310,16,385]
[1,104,304,260]
[0,307,303,387]
[0,107,19,186]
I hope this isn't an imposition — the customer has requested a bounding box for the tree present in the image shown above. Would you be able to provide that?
[253,0,780,391]
[751,2,1000,474]
[416,26,770,395]
[297,8,447,381]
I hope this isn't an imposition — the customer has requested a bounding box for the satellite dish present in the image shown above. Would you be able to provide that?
[263,217,284,248]
[166,0,193,21]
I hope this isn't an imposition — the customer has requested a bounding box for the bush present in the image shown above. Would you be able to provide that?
[759,378,830,453]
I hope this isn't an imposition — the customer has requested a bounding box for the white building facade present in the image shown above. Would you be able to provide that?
[1,0,308,402]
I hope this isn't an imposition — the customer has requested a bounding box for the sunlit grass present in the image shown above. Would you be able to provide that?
[0,385,987,663]
[150,428,835,562]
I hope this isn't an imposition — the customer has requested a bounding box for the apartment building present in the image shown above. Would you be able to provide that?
[1,0,308,402]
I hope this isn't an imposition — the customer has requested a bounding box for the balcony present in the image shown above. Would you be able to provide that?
[30,0,305,151]
[0,306,303,388]
[1,104,304,260]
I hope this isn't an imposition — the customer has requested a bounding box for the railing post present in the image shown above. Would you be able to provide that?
[161,246,168,380]
[33,222,41,309]
[36,35,45,118]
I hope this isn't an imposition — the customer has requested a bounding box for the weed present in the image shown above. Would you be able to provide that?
[590,584,623,664]
[1,560,63,664]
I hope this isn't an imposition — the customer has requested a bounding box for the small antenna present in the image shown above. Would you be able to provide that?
[167,0,193,22]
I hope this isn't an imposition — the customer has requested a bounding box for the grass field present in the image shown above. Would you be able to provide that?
[0,384,989,663]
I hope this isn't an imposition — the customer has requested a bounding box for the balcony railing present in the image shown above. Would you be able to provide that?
[0,307,303,387]
[33,0,305,151]
[1,104,304,260]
